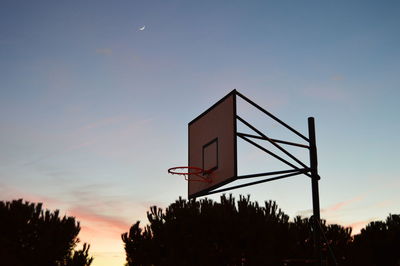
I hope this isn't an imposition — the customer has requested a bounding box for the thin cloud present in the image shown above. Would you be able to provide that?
[22,140,97,166]
[296,195,364,217]
[68,206,130,233]
[371,199,395,208]
[64,185,133,233]
[1,188,63,208]
[322,196,364,213]
[64,184,144,219]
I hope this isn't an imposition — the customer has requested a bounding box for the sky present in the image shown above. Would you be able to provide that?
[1,1,399,265]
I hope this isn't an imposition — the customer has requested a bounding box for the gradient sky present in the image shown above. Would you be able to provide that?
[1,1,399,265]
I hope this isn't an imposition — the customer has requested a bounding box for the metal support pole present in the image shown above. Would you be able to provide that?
[308,117,322,266]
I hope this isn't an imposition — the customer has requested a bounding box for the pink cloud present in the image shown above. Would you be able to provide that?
[322,196,364,213]
[0,187,64,210]
[68,206,131,234]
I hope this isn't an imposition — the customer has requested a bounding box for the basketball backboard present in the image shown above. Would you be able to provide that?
[183,89,313,199]
[188,90,237,198]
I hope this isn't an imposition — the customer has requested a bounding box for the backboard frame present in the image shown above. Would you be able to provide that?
[186,90,315,199]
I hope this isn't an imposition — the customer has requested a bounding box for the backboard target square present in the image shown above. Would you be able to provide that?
[188,91,237,198]
[203,138,218,173]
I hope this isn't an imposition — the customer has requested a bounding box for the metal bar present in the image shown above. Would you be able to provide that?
[308,117,322,266]
[238,134,298,170]
[236,91,309,142]
[238,134,312,178]
[202,171,303,196]
[237,115,309,169]
[237,132,309,149]
[237,168,309,179]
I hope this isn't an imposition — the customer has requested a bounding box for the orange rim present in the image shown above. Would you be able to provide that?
[168,166,212,183]
[168,166,204,175]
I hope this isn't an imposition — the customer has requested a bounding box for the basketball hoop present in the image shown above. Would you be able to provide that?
[168,166,212,183]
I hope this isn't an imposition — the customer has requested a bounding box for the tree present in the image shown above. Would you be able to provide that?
[0,199,93,266]
[350,214,400,265]
[122,195,351,265]
[65,243,94,266]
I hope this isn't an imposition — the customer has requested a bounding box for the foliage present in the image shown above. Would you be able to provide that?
[65,243,94,266]
[0,199,93,266]
[348,214,400,265]
[122,195,352,265]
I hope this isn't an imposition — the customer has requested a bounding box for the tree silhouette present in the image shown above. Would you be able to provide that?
[349,214,400,265]
[65,243,94,266]
[0,199,93,266]
[122,195,351,266]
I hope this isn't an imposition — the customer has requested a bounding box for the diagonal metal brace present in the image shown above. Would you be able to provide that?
[235,90,309,142]
[202,170,306,196]
[237,132,312,178]
[237,115,309,170]
[237,168,310,179]
[237,132,309,149]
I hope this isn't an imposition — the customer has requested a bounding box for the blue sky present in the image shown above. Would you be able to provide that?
[1,1,399,265]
